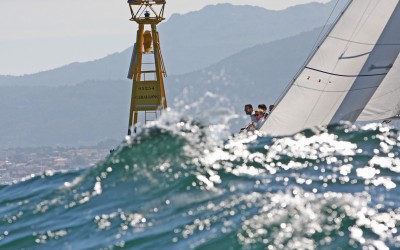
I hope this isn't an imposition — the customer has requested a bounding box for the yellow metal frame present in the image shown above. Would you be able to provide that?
[128,0,165,24]
[127,0,167,135]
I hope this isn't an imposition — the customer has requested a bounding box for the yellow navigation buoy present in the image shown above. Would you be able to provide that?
[126,0,168,135]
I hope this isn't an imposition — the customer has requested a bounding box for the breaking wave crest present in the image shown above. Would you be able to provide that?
[1,112,400,249]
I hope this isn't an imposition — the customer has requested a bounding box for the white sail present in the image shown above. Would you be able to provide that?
[260,0,400,135]
[358,54,400,121]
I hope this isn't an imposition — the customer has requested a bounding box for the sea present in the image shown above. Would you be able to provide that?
[1,106,400,250]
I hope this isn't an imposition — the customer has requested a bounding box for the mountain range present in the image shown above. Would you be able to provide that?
[0,1,344,148]
[0,1,344,87]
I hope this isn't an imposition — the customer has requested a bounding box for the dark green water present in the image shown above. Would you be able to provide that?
[0,121,399,249]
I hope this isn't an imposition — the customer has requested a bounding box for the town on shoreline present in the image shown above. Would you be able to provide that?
[0,146,112,185]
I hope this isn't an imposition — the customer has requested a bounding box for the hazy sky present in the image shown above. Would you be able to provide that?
[0,0,330,75]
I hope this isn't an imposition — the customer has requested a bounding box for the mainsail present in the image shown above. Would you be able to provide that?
[260,0,400,135]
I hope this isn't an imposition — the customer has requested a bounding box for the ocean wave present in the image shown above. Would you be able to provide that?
[1,118,400,249]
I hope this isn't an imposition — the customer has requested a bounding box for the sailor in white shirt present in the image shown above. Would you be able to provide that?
[240,104,257,131]
[248,109,265,130]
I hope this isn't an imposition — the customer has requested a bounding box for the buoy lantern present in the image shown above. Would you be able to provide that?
[143,31,153,53]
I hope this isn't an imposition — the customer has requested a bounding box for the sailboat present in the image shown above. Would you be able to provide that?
[260,0,400,135]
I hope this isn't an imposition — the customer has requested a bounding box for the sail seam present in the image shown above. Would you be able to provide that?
[339,51,371,59]
[293,84,378,93]
[329,36,400,46]
[305,67,388,77]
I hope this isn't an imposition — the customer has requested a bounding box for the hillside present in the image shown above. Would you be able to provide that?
[167,27,325,114]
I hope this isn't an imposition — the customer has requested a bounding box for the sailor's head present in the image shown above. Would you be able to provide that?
[258,104,267,113]
[244,104,253,115]
[254,109,264,120]
[269,104,276,112]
